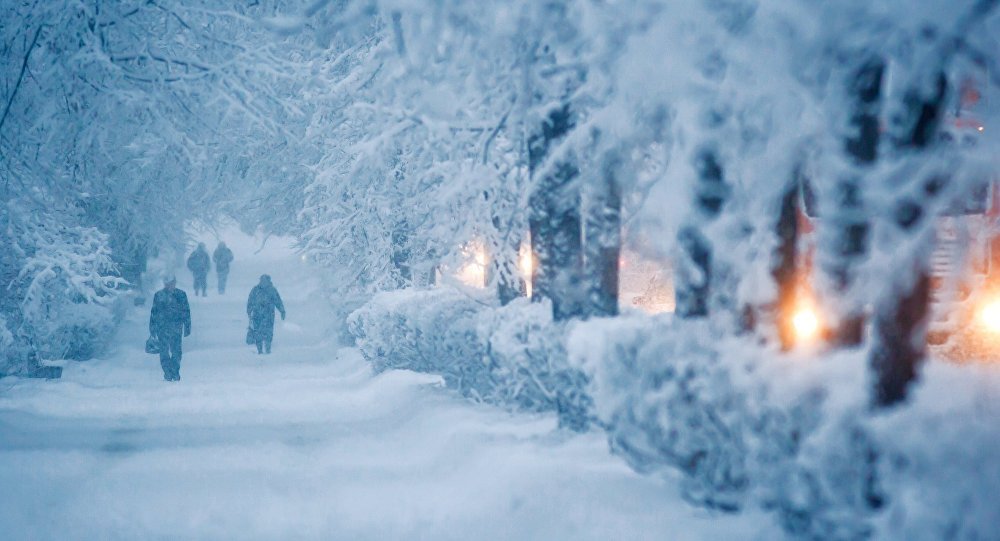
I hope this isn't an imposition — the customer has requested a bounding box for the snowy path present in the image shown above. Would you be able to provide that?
[0,233,776,540]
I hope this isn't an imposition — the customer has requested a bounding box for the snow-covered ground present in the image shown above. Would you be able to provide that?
[0,231,780,540]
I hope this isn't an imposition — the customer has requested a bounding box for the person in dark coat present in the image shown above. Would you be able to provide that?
[187,243,211,297]
[247,274,285,354]
[149,274,191,381]
[213,242,234,294]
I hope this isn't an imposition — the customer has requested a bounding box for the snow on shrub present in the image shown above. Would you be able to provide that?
[568,314,1000,540]
[568,315,758,512]
[1,207,124,375]
[18,223,123,360]
[868,362,1000,540]
[348,287,490,389]
[349,287,594,430]
[350,288,999,538]
[477,299,594,430]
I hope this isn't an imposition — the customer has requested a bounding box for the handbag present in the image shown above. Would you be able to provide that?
[145,336,160,354]
[245,325,255,345]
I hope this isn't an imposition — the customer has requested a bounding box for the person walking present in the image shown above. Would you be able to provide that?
[247,274,286,354]
[213,241,234,294]
[149,275,191,381]
[187,243,210,297]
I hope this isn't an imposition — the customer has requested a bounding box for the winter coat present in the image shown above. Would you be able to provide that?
[247,283,285,331]
[213,246,234,273]
[187,248,210,275]
[150,288,191,337]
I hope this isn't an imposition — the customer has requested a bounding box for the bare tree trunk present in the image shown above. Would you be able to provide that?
[582,150,622,318]
[825,57,885,346]
[390,220,412,286]
[528,103,584,321]
[772,174,801,350]
[870,72,948,407]
[675,148,728,319]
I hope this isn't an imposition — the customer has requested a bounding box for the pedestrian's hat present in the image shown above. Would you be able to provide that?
[164,274,177,284]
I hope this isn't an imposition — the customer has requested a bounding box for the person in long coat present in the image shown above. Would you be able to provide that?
[149,274,191,381]
[187,243,211,297]
[213,242,234,294]
[247,274,286,354]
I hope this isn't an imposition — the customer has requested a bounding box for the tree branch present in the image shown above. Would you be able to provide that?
[0,24,46,136]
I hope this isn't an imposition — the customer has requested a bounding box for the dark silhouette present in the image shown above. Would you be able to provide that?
[213,242,234,294]
[187,243,211,297]
[149,275,191,381]
[247,274,286,354]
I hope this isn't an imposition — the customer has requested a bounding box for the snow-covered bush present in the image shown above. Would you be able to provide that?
[568,316,1000,540]
[478,300,594,430]
[349,288,489,382]
[569,316,759,511]
[349,287,595,430]
[568,315,872,534]
[867,363,1000,540]
[1,205,124,375]
[18,226,123,361]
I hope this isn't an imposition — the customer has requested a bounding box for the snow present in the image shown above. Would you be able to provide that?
[0,231,779,540]
[4,3,998,537]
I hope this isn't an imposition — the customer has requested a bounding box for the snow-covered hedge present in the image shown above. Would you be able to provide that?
[349,288,999,539]
[348,287,594,430]
[568,315,1000,540]
[478,300,594,431]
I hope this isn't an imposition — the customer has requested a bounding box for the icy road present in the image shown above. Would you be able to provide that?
[0,232,777,540]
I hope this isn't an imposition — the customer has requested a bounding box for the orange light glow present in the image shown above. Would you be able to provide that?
[519,242,534,298]
[457,241,488,288]
[784,283,822,347]
[791,305,820,343]
[979,299,1000,333]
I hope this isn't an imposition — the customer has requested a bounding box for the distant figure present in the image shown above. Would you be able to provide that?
[247,274,286,354]
[149,275,191,381]
[213,242,234,294]
[187,243,211,297]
